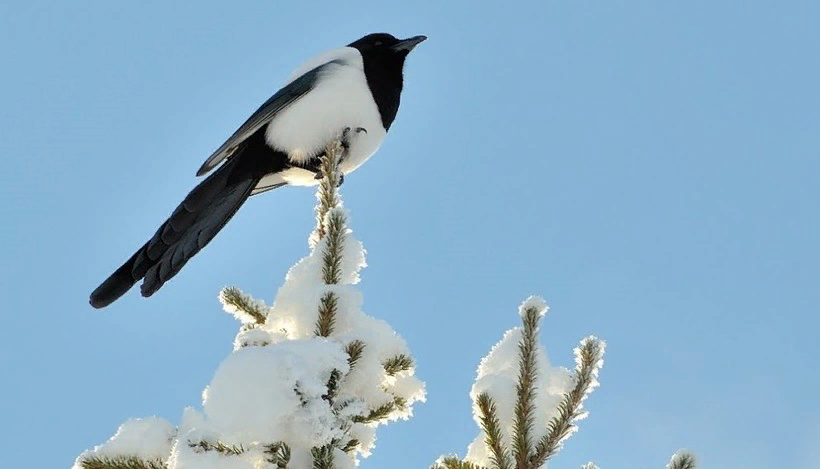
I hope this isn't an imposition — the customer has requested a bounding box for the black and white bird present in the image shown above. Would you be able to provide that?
[89,32,426,309]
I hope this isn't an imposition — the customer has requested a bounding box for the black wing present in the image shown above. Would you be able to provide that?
[195,59,344,177]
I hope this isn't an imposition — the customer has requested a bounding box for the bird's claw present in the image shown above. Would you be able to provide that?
[311,127,363,183]
[341,126,367,150]
[314,169,345,187]
[342,126,368,137]
[313,169,345,187]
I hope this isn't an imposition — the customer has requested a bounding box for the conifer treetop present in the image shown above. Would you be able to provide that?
[74,135,425,469]
[74,133,694,469]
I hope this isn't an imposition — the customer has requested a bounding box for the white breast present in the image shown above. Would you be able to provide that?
[265,47,387,187]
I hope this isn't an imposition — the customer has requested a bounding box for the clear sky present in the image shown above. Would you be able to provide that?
[1,1,817,468]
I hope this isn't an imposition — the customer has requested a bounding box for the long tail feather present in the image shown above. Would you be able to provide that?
[89,155,259,308]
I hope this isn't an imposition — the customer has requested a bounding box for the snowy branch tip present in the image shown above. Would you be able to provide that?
[518,295,548,317]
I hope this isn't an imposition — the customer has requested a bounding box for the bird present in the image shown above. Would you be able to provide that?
[89,32,427,309]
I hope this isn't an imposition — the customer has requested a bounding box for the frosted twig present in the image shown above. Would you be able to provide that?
[667,450,697,469]
[531,337,605,467]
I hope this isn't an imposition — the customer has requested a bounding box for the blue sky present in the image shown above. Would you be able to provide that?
[1,1,818,468]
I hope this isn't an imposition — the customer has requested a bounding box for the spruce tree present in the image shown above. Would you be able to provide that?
[74,134,694,469]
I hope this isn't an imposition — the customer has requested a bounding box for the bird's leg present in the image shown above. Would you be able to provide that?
[340,126,352,151]
[313,167,345,187]
[313,127,366,186]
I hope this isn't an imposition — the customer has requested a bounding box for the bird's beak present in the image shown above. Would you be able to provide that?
[392,35,427,52]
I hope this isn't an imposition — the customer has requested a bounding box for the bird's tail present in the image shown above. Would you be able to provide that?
[90,152,268,309]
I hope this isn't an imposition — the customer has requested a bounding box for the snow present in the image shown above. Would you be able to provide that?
[72,417,176,468]
[219,289,268,325]
[464,298,573,468]
[519,295,549,317]
[75,193,425,469]
[348,424,377,457]
[202,339,350,446]
[74,191,597,469]
[233,326,273,349]
[570,336,606,422]
[196,210,425,465]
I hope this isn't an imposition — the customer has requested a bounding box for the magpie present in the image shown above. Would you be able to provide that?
[89,32,426,309]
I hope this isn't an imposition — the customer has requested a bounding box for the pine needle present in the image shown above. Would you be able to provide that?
[189,440,245,455]
[531,337,605,467]
[314,139,344,241]
[332,397,359,415]
[264,442,292,469]
[321,211,345,285]
[383,354,414,376]
[346,340,366,369]
[78,455,166,469]
[315,292,338,337]
[313,135,348,338]
[323,369,342,404]
[476,393,511,469]
[341,438,360,454]
[294,383,309,406]
[512,305,540,469]
[220,286,267,324]
[666,450,697,469]
[311,444,335,469]
[352,396,407,424]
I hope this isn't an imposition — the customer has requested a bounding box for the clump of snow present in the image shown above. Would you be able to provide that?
[348,424,377,457]
[202,339,349,446]
[332,447,357,469]
[464,310,572,467]
[73,417,176,468]
[331,312,426,416]
[266,219,367,342]
[232,326,273,350]
[519,295,549,317]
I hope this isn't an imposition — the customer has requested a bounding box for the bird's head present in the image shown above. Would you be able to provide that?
[348,33,427,66]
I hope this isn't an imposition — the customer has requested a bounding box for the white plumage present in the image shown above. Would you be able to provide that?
[263,47,387,187]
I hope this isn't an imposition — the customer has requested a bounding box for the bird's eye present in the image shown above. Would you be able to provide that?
[374,41,383,47]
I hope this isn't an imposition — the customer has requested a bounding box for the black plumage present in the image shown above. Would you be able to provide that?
[89,33,426,309]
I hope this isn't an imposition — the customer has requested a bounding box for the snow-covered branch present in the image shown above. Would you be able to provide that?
[448,297,597,469]
[75,134,425,469]
[666,450,697,469]
[75,132,694,469]
[435,297,694,469]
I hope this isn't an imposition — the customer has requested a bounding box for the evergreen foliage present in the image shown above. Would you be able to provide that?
[74,133,694,469]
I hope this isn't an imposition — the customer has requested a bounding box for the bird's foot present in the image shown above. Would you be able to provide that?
[310,127,363,184]
[313,169,345,187]
[340,126,367,151]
